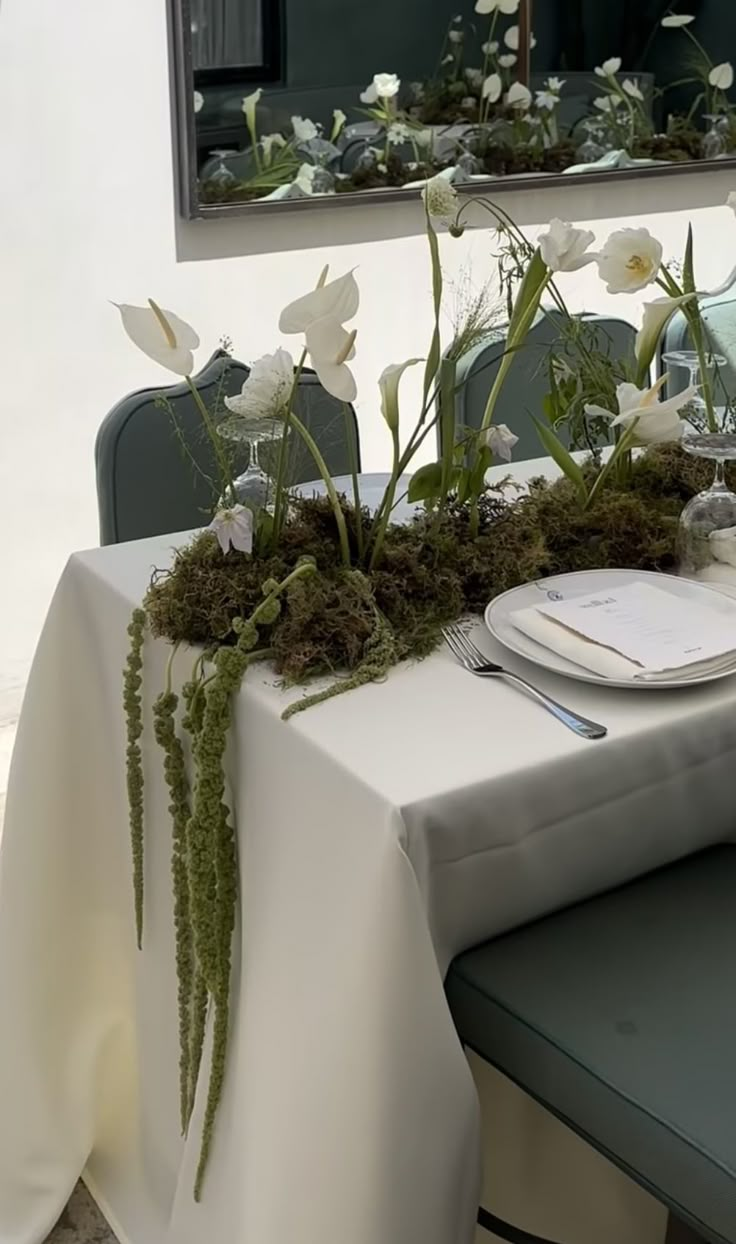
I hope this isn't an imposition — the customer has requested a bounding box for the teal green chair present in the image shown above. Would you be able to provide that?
[95,350,360,544]
[662,295,736,409]
[446,847,736,1244]
[445,311,638,461]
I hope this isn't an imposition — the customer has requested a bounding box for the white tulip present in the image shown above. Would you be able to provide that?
[279,270,359,334]
[506,81,532,110]
[116,301,200,376]
[498,53,518,68]
[241,88,263,127]
[374,72,401,100]
[504,25,537,50]
[208,505,254,556]
[661,12,694,25]
[482,73,503,101]
[261,132,286,162]
[359,82,379,104]
[585,377,696,445]
[422,168,459,223]
[538,218,597,273]
[482,423,519,461]
[595,57,622,77]
[709,62,734,91]
[475,0,519,12]
[623,78,644,99]
[193,90,204,113]
[291,116,318,143]
[595,227,663,293]
[224,349,295,421]
[634,295,696,370]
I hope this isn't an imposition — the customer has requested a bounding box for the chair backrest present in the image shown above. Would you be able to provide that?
[661,294,736,405]
[447,310,638,461]
[95,350,361,545]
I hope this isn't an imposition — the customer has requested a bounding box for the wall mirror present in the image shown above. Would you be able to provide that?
[169,0,736,218]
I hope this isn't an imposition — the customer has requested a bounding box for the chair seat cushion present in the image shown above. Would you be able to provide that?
[446,847,736,1244]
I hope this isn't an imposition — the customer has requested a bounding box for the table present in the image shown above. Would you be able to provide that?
[2,465,736,1244]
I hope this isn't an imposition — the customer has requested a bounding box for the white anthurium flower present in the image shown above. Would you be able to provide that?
[595,227,663,293]
[261,132,286,162]
[595,56,622,77]
[538,218,597,273]
[584,377,697,445]
[504,25,537,50]
[279,269,359,335]
[224,348,295,421]
[482,423,519,461]
[482,40,499,54]
[547,76,565,91]
[594,95,623,112]
[422,168,459,223]
[661,12,694,25]
[378,359,423,431]
[304,318,358,402]
[498,53,518,68]
[193,90,204,113]
[623,78,644,99]
[709,62,734,91]
[116,300,200,376]
[482,73,503,101]
[475,0,519,12]
[291,116,319,143]
[242,88,263,126]
[506,81,532,110]
[536,89,559,110]
[208,505,254,556]
[634,294,696,370]
[387,122,411,145]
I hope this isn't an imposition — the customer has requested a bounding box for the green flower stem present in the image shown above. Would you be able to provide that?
[479,11,499,124]
[344,402,364,559]
[659,266,718,432]
[288,413,352,567]
[584,422,639,510]
[271,347,308,547]
[123,609,147,948]
[368,428,400,571]
[185,377,237,507]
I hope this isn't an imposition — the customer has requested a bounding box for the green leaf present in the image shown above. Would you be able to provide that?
[683,223,695,296]
[531,416,587,501]
[422,218,443,405]
[408,461,444,503]
[507,248,548,345]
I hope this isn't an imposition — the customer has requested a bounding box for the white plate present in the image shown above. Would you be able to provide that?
[484,569,736,690]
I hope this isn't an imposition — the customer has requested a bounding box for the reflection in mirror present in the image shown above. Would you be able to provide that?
[169,0,736,215]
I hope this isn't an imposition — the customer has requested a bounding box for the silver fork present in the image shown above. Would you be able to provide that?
[442,624,607,741]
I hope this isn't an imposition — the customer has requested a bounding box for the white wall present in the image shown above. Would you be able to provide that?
[0,5,735,692]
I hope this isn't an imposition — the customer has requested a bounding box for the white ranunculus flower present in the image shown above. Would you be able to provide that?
[595,227,663,293]
[224,349,294,421]
[538,218,597,273]
[504,25,537,50]
[193,90,204,113]
[208,505,254,556]
[116,301,200,376]
[709,62,734,91]
[475,0,519,12]
[291,116,318,143]
[585,377,696,445]
[482,73,503,101]
[595,56,622,77]
[498,53,517,68]
[661,12,694,25]
[506,81,532,110]
[482,423,519,461]
[261,132,286,163]
[422,168,459,223]
[241,88,263,127]
[482,40,499,54]
[623,78,644,99]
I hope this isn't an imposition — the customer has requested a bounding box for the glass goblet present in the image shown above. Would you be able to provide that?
[678,433,736,584]
[218,416,283,511]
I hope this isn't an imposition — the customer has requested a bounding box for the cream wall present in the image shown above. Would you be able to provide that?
[0,3,733,1233]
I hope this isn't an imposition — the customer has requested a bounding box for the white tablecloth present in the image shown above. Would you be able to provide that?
[2,468,736,1244]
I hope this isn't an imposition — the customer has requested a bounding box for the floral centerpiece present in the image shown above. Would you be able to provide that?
[120,173,736,1197]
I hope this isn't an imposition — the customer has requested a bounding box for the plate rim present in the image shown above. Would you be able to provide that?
[484,568,736,691]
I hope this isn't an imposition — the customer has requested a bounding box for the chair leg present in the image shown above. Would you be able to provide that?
[664,1215,709,1244]
[477,1205,568,1243]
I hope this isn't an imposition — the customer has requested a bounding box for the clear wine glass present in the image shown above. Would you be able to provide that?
[217,417,284,511]
[701,113,732,161]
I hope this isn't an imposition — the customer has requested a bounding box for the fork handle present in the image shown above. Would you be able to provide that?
[499,671,607,740]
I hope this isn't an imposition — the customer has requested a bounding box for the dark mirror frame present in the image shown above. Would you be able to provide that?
[168,0,736,222]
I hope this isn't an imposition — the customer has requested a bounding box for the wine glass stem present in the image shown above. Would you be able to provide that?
[249,437,261,472]
[713,457,726,490]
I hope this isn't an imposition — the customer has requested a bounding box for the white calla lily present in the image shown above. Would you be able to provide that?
[585,376,696,444]
[634,295,696,372]
[224,349,294,421]
[709,62,734,91]
[475,0,519,12]
[482,423,519,461]
[378,359,423,431]
[207,505,254,555]
[595,227,663,293]
[116,300,200,376]
[279,270,359,334]
[661,12,694,25]
[595,56,622,77]
[506,81,532,110]
[538,219,597,273]
[241,89,263,127]
[482,73,503,101]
